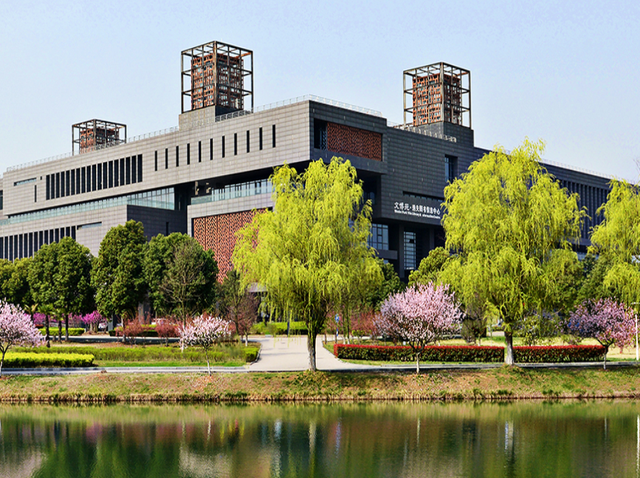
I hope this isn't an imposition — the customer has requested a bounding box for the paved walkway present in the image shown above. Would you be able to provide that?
[3,335,638,375]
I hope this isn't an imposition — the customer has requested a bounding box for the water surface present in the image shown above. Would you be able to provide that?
[1,401,639,477]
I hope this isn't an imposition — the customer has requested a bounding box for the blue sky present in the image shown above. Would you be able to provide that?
[1,0,638,181]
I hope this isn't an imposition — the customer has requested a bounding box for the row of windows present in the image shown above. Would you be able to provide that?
[0,226,77,261]
[46,155,143,201]
[153,125,277,171]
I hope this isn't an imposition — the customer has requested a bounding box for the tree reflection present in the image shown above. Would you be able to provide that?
[0,401,639,477]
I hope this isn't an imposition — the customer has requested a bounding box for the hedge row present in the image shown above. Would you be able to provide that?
[244,347,259,363]
[3,352,95,368]
[513,345,605,363]
[334,344,607,363]
[334,344,504,363]
[250,321,308,335]
[39,328,85,336]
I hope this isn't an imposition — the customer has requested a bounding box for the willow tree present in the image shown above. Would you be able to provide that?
[441,139,584,364]
[590,180,640,313]
[233,157,382,370]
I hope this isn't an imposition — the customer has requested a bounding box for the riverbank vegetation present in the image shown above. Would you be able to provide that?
[2,367,640,403]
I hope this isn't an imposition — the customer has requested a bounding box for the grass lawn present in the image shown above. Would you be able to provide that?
[11,342,260,368]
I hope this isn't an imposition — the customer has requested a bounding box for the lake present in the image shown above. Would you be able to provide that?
[1,401,639,477]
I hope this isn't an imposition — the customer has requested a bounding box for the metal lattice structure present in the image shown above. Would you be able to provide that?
[181,41,253,115]
[403,62,471,128]
[72,119,126,154]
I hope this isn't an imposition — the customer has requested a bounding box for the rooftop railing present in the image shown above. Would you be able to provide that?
[5,96,381,173]
[388,122,457,143]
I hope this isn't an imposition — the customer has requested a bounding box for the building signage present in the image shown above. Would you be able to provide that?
[393,201,441,220]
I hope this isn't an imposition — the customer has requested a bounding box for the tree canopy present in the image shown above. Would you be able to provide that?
[233,157,382,370]
[441,139,585,364]
[590,180,640,310]
[29,238,94,340]
[144,233,218,321]
[91,220,147,322]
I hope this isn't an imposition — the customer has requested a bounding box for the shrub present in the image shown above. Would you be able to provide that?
[513,345,605,363]
[334,344,504,363]
[244,346,259,362]
[3,352,94,368]
[250,321,308,335]
[112,324,159,337]
[39,327,85,336]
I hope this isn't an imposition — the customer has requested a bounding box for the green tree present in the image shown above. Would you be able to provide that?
[441,139,584,364]
[144,233,218,321]
[1,258,33,309]
[233,157,382,370]
[590,180,640,313]
[366,259,405,311]
[159,238,218,322]
[91,220,147,326]
[408,247,451,287]
[28,238,93,341]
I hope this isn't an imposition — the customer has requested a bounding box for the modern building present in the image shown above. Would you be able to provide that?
[0,41,613,280]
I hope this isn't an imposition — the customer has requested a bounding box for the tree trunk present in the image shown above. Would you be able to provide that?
[416,353,420,374]
[45,316,50,348]
[603,347,608,370]
[205,349,211,376]
[308,332,317,372]
[65,315,69,341]
[0,349,6,377]
[58,321,62,343]
[504,331,515,365]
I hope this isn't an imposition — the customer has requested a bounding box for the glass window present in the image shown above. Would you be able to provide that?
[404,231,416,271]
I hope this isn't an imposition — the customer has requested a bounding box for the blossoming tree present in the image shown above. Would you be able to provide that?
[179,315,231,375]
[378,283,462,373]
[0,301,44,376]
[567,298,635,369]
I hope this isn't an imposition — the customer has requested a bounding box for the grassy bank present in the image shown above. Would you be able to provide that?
[2,367,640,403]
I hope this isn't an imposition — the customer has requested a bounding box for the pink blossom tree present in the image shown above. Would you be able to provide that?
[378,283,462,373]
[179,315,231,375]
[567,298,635,369]
[0,301,44,376]
[80,311,104,334]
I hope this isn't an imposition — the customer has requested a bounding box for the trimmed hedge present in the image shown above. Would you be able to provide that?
[251,321,308,335]
[110,325,158,337]
[244,346,259,363]
[3,352,95,368]
[39,327,85,336]
[334,344,504,363]
[514,345,605,363]
[334,344,608,363]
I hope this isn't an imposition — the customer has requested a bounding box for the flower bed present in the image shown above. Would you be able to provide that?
[333,344,504,363]
[334,344,608,363]
[3,352,95,368]
[514,345,605,363]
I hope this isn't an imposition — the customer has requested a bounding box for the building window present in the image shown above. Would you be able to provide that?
[404,231,416,271]
[445,155,457,183]
[272,124,276,148]
[246,131,250,153]
[108,161,114,188]
[259,127,263,150]
[34,185,37,203]
[198,141,202,163]
[138,155,143,182]
[81,168,86,193]
[369,224,389,251]
[66,170,70,196]
[209,138,213,160]
[76,168,80,193]
[222,136,225,158]
[234,133,238,156]
[126,157,131,185]
[131,156,137,184]
[176,146,180,167]
[165,149,168,169]
[70,169,75,195]
[155,151,158,171]
[186,143,190,165]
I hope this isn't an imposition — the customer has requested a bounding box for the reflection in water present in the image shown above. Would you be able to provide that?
[1,401,640,477]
